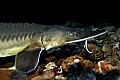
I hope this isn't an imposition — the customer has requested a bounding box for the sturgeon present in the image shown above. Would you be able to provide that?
[0,23,107,73]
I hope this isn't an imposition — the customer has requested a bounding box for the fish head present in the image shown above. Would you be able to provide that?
[41,30,80,50]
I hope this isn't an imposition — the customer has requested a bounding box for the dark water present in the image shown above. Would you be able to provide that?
[0,16,119,26]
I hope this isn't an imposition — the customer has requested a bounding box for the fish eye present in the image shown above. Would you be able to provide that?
[70,33,74,36]
[68,32,74,36]
[68,32,79,36]
[67,32,80,39]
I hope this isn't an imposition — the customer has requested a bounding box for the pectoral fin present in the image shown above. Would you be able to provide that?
[15,46,43,73]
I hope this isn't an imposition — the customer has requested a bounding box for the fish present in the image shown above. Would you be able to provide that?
[0,23,107,73]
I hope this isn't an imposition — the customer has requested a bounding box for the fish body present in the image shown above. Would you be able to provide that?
[0,23,79,57]
[0,23,42,57]
[0,23,107,73]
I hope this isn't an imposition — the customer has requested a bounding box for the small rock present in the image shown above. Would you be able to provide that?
[62,55,94,72]
[93,60,118,73]
[43,62,57,71]
[62,55,84,72]
[102,42,120,58]
[105,58,120,69]
[31,68,55,80]
[0,68,30,80]
[55,75,67,80]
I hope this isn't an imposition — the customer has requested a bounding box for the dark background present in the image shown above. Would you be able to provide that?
[0,1,119,26]
[0,6,119,26]
[0,15,119,25]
